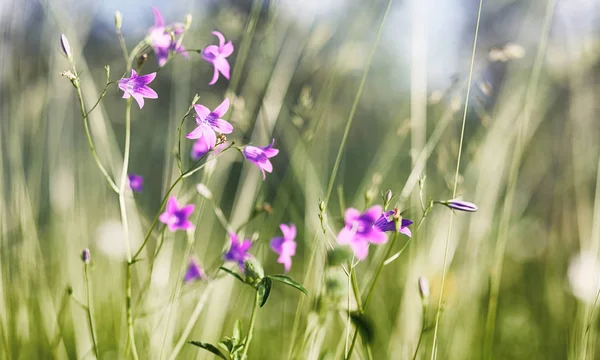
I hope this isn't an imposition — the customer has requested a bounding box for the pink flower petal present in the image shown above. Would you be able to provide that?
[212,31,226,47]
[212,98,230,117]
[220,41,234,57]
[152,7,165,28]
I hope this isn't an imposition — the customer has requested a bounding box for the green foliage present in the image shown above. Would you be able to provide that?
[257,277,272,307]
[268,274,308,295]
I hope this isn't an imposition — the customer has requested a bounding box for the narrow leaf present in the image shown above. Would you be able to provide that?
[219,266,244,283]
[268,275,308,295]
[233,320,243,341]
[188,341,228,359]
[258,277,272,307]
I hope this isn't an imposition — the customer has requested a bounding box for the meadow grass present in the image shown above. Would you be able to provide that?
[1,0,599,359]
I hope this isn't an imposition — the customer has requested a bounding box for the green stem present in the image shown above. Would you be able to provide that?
[72,68,119,193]
[412,303,428,360]
[83,264,99,358]
[431,1,482,358]
[120,98,139,360]
[241,290,261,359]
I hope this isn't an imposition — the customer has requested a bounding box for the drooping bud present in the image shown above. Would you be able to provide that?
[418,276,430,302]
[440,199,478,213]
[114,11,123,31]
[60,34,72,60]
[81,248,91,264]
[136,53,148,70]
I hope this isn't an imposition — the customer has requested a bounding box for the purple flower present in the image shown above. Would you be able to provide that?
[373,210,413,237]
[442,199,478,212]
[81,248,91,263]
[270,223,297,272]
[159,196,195,232]
[187,99,233,158]
[242,139,279,180]
[202,31,234,85]
[337,206,387,260]
[224,232,252,271]
[148,7,188,67]
[184,257,206,283]
[118,70,158,109]
[128,174,144,192]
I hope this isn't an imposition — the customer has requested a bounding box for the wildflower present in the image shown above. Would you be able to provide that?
[270,223,297,272]
[440,199,478,212]
[337,206,387,260]
[159,196,195,232]
[373,210,413,237]
[60,34,71,60]
[242,139,279,180]
[128,174,143,192]
[184,257,206,283]
[118,70,158,109]
[148,7,188,67]
[224,232,252,271]
[187,99,233,158]
[202,31,234,85]
[81,248,91,264]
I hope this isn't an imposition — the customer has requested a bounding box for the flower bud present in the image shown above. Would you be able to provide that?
[136,53,148,70]
[418,276,430,301]
[383,189,393,210]
[60,34,71,60]
[243,257,264,286]
[441,199,478,212]
[318,200,325,212]
[81,248,91,264]
[114,11,122,30]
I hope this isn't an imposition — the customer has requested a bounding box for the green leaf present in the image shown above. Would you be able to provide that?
[327,246,353,267]
[349,312,374,344]
[219,266,245,283]
[258,277,272,307]
[268,275,308,295]
[233,320,243,342]
[188,341,228,359]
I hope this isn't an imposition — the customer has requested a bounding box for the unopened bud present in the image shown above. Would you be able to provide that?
[60,70,77,82]
[418,276,430,301]
[185,14,192,29]
[60,34,72,60]
[137,53,148,70]
[243,257,264,286]
[383,189,393,210]
[440,199,478,213]
[81,248,91,264]
[115,11,123,30]
[318,200,325,212]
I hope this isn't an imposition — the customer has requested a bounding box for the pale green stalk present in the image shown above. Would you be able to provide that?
[83,264,99,359]
[241,290,261,359]
[430,1,483,358]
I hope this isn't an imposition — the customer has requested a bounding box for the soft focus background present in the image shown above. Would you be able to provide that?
[2,0,600,359]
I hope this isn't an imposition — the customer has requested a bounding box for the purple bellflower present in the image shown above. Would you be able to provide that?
[118,70,158,109]
[187,98,233,159]
[184,257,206,283]
[202,31,234,85]
[242,139,279,180]
[224,232,252,272]
[128,174,144,192]
[159,196,195,232]
[148,7,188,67]
[270,223,297,273]
[337,206,387,260]
[442,199,478,212]
[373,210,413,237]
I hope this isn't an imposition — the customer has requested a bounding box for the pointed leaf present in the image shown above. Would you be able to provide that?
[219,266,245,283]
[188,341,228,359]
[268,274,308,295]
[349,312,374,344]
[258,277,272,307]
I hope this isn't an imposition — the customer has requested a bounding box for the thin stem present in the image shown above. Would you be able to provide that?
[350,266,363,313]
[228,0,262,95]
[116,26,130,66]
[323,0,393,209]
[72,69,119,193]
[412,303,428,360]
[431,1,483,358]
[85,81,115,117]
[120,98,139,360]
[241,290,261,359]
[83,264,99,358]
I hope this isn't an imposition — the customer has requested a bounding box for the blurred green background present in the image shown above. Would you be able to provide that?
[2,0,600,359]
